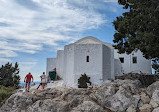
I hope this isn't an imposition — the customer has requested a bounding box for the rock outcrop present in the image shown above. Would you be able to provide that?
[1,79,159,112]
[90,80,141,111]
[147,81,159,96]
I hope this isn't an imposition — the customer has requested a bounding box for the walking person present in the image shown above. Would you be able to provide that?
[37,72,46,89]
[24,72,33,92]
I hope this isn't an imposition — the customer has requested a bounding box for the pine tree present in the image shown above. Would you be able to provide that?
[113,0,159,73]
[0,62,20,88]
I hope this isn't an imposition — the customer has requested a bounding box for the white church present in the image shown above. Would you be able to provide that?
[46,36,152,87]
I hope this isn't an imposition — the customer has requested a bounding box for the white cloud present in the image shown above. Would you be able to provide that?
[104,0,118,2]
[0,40,43,54]
[0,58,12,65]
[0,0,120,80]
[19,61,38,81]
[19,62,37,72]
[0,0,109,58]
[0,50,18,57]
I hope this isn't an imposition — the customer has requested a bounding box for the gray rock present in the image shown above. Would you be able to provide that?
[116,79,141,94]
[71,101,106,112]
[1,92,39,112]
[60,88,91,108]
[140,92,150,104]
[91,80,141,111]
[138,100,144,108]
[35,88,63,99]
[27,99,70,112]
[152,90,159,104]
[147,81,159,96]
[150,99,158,108]
[90,83,116,110]
[126,106,136,112]
[139,104,153,112]
[132,95,140,108]
[0,79,150,112]
[152,107,159,112]
[0,87,92,112]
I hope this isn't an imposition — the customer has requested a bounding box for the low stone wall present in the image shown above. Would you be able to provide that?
[115,73,159,87]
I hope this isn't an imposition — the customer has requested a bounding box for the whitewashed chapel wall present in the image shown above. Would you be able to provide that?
[114,59,123,76]
[102,44,114,81]
[56,50,64,79]
[46,58,56,75]
[114,50,152,74]
[74,44,103,86]
[63,44,75,86]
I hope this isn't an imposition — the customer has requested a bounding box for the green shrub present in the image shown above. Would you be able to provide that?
[78,73,91,88]
[0,86,14,107]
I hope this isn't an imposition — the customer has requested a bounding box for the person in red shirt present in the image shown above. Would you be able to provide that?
[24,72,33,92]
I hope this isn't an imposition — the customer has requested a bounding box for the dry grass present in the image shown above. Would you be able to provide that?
[0,86,15,107]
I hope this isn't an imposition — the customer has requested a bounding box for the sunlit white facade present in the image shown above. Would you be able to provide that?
[46,36,152,87]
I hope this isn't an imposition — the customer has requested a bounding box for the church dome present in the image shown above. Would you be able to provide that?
[74,36,103,44]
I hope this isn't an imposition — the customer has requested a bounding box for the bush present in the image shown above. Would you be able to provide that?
[0,86,15,107]
[78,73,91,88]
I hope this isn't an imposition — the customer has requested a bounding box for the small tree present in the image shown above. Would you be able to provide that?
[0,62,20,88]
[78,73,91,88]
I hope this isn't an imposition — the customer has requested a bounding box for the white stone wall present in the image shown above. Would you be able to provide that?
[110,47,115,79]
[46,36,152,88]
[114,50,152,74]
[46,58,56,75]
[63,44,75,87]
[114,59,123,76]
[74,44,103,86]
[103,42,115,79]
[102,45,114,81]
[56,50,64,79]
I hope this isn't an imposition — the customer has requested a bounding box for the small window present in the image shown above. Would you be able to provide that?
[133,57,137,63]
[119,57,124,63]
[86,56,89,62]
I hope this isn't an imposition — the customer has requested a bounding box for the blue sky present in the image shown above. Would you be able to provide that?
[0,0,125,81]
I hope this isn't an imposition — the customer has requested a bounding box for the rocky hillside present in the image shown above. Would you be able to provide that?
[1,79,159,112]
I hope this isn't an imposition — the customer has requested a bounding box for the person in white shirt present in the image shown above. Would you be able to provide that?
[37,72,46,89]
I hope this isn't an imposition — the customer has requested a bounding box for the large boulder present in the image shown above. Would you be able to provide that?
[132,95,140,108]
[126,106,136,112]
[152,90,159,104]
[90,83,116,110]
[152,107,159,112]
[150,99,158,108]
[116,79,141,94]
[0,92,40,112]
[27,99,70,112]
[0,87,93,112]
[139,104,153,112]
[60,88,91,108]
[90,80,141,111]
[71,101,106,112]
[147,81,159,96]
[140,92,150,104]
